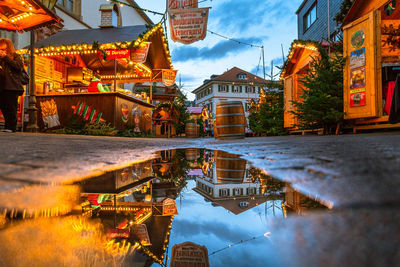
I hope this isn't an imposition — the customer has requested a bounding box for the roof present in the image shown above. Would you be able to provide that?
[342,0,390,26]
[187,107,203,114]
[33,25,148,48]
[296,0,309,14]
[0,0,62,32]
[192,67,271,93]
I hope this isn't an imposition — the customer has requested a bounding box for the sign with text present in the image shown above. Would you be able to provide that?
[131,224,151,246]
[131,42,151,63]
[162,69,178,86]
[162,198,178,216]
[171,241,210,267]
[104,49,130,59]
[107,228,130,239]
[168,0,198,9]
[169,8,210,44]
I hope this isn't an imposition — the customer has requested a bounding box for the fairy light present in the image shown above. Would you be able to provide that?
[280,41,319,80]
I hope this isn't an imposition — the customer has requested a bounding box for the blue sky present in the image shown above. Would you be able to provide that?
[134,0,303,100]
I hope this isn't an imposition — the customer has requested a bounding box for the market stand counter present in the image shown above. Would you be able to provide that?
[36,92,153,132]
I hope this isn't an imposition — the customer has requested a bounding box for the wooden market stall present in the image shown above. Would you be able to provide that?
[280,40,319,133]
[17,23,176,132]
[0,0,61,131]
[152,103,179,137]
[342,0,400,132]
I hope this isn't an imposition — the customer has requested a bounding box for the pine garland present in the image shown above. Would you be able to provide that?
[334,0,356,25]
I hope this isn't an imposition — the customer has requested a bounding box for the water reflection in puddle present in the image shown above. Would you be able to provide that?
[0,149,328,267]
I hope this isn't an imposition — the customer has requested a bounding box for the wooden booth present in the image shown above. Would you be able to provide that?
[152,103,179,137]
[342,0,400,132]
[281,40,319,133]
[17,23,176,132]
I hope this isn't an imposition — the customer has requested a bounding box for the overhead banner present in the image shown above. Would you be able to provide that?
[169,8,210,44]
[131,42,151,63]
[168,0,198,9]
[162,69,178,86]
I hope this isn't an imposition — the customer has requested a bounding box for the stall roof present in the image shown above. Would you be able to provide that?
[0,0,61,32]
[33,25,148,48]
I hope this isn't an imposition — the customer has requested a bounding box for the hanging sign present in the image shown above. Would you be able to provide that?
[351,30,366,49]
[131,224,151,246]
[350,88,366,107]
[131,42,151,63]
[350,47,366,69]
[162,198,178,215]
[104,49,130,59]
[169,8,210,44]
[162,69,178,86]
[168,0,198,9]
[171,241,210,267]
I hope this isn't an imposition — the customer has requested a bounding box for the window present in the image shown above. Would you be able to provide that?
[218,85,227,92]
[237,73,247,80]
[233,188,243,196]
[239,201,249,208]
[247,187,256,195]
[233,85,240,93]
[245,86,251,93]
[57,0,80,16]
[303,2,317,32]
[245,102,251,112]
[219,189,229,197]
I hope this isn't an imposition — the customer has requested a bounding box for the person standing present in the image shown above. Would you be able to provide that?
[0,39,25,132]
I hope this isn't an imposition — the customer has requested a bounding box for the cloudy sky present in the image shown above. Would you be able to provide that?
[134,0,303,100]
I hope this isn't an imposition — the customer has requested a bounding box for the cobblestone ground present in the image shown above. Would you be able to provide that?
[0,132,399,266]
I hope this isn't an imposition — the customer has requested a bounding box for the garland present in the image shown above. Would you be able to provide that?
[382,24,400,51]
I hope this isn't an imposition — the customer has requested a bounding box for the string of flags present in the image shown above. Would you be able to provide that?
[73,101,103,123]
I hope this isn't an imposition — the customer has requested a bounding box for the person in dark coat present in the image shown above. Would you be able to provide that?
[0,38,25,132]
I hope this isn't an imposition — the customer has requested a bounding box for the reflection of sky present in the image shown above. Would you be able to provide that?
[166,180,284,267]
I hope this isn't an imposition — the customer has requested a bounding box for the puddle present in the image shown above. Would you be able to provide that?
[0,149,328,267]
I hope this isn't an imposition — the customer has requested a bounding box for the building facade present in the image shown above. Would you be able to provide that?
[1,0,153,50]
[192,67,271,127]
[296,0,344,41]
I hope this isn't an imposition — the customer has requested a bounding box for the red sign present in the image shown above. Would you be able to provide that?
[162,69,178,86]
[163,198,178,216]
[350,88,366,107]
[169,8,210,44]
[107,228,130,239]
[131,224,151,246]
[168,0,198,9]
[131,42,151,63]
[102,49,130,60]
[171,241,210,267]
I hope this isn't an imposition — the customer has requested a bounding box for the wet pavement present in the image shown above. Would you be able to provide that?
[0,132,399,266]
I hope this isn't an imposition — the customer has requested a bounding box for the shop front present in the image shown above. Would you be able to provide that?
[17,23,175,132]
[342,0,400,132]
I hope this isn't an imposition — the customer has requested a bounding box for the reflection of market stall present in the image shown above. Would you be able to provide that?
[17,23,175,131]
[78,160,177,266]
[152,103,179,137]
[342,0,400,132]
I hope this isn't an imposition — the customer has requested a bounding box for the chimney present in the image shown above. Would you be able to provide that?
[99,4,118,28]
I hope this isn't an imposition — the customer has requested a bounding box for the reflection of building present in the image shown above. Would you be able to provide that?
[193,151,270,215]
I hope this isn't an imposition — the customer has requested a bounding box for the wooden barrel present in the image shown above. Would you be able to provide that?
[185,123,198,138]
[215,101,246,139]
[215,151,246,184]
[185,148,200,161]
